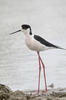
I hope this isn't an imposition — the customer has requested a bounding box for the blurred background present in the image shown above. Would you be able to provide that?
[0,0,66,91]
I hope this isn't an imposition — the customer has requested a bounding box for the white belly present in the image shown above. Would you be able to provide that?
[25,35,49,51]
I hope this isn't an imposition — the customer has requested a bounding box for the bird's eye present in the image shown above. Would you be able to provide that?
[22,25,30,30]
[22,25,27,29]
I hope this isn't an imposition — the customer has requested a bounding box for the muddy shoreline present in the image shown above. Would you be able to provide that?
[0,84,66,100]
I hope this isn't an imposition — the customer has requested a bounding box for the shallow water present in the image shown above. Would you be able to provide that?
[0,0,66,91]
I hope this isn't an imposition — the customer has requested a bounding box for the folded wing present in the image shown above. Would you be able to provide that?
[34,35,65,50]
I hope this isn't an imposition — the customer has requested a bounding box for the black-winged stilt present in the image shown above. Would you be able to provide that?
[10,24,65,94]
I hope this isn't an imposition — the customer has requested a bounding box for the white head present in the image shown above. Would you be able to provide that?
[10,24,32,35]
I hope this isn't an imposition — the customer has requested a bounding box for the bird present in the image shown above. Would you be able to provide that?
[10,24,65,94]
[48,83,54,89]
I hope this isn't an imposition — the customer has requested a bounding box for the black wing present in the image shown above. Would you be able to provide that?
[34,35,63,49]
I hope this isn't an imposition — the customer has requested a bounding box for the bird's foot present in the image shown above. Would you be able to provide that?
[42,89,48,94]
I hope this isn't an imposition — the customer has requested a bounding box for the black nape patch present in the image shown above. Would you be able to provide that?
[30,31,32,35]
[34,35,60,48]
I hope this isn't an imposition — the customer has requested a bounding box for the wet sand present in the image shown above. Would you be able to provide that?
[0,84,66,100]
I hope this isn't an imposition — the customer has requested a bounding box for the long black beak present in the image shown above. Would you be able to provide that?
[10,30,21,35]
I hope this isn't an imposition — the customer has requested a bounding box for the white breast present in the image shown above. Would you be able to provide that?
[25,35,49,51]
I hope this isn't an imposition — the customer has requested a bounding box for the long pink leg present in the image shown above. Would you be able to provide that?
[39,54,48,92]
[37,52,41,94]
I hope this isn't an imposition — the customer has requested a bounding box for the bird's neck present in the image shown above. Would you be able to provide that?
[30,28,32,35]
[24,32,32,46]
[24,29,32,36]
[24,30,33,41]
[25,33,31,39]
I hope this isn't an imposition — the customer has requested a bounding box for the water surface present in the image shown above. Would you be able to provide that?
[0,0,66,91]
